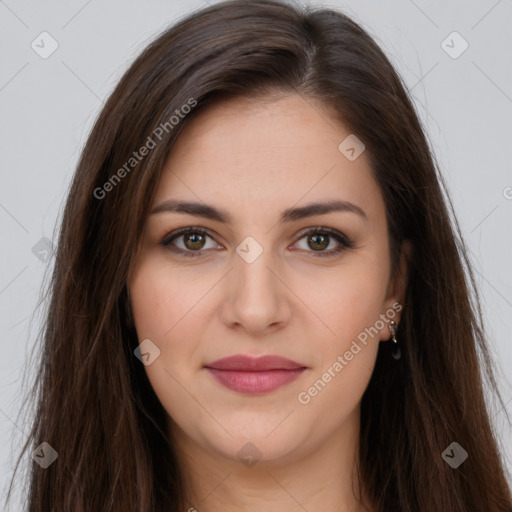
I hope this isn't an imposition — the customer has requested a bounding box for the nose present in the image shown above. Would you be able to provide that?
[219,247,292,336]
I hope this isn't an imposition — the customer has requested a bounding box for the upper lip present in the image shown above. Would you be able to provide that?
[204,355,306,371]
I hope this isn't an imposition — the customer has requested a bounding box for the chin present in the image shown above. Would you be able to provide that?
[198,421,308,466]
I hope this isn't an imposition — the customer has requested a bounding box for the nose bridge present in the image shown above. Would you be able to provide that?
[223,236,289,332]
[234,238,279,304]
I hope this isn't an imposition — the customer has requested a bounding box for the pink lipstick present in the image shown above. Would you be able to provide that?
[204,355,306,394]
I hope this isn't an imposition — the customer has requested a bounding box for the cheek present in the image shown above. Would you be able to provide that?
[128,258,208,381]
[130,258,198,384]
[129,257,216,341]
[296,257,388,342]
[292,260,387,405]
[128,259,213,422]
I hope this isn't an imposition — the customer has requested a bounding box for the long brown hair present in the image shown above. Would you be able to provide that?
[6,0,511,510]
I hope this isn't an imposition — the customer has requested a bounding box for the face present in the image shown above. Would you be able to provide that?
[128,93,406,468]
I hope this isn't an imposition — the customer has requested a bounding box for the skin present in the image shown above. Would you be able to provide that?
[128,93,410,512]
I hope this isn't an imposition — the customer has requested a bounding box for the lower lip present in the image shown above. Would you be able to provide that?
[205,368,305,394]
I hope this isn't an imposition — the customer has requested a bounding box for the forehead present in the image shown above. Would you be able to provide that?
[154,93,385,224]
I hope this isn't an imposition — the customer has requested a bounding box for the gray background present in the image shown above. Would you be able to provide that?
[1,0,511,507]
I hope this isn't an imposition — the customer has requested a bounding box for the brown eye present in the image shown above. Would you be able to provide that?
[294,227,354,258]
[307,233,330,251]
[183,232,206,250]
[162,227,220,257]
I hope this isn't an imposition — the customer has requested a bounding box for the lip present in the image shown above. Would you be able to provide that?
[204,355,307,394]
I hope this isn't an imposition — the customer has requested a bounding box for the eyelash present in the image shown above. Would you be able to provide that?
[161,226,355,258]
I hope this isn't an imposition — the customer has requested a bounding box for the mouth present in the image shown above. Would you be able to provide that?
[204,355,307,394]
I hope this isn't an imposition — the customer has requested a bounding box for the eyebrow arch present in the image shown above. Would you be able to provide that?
[151,199,368,223]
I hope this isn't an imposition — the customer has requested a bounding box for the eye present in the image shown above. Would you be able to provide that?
[292,227,354,257]
[161,227,221,257]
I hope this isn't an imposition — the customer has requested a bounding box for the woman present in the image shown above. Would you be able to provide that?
[7,0,511,510]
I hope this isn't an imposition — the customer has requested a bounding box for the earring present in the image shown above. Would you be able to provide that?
[388,320,401,360]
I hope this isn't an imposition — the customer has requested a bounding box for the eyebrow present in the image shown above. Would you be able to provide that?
[151,199,368,223]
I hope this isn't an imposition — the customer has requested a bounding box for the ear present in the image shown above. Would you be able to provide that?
[379,239,413,341]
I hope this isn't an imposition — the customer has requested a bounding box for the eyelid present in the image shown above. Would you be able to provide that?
[294,226,352,244]
[161,225,354,257]
[161,226,221,257]
[292,226,355,257]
